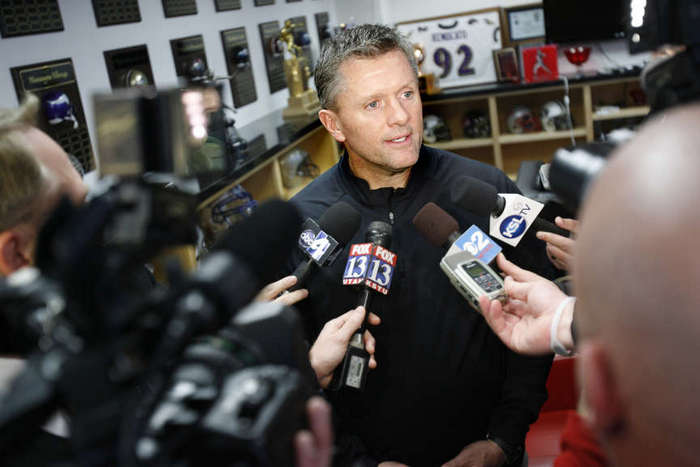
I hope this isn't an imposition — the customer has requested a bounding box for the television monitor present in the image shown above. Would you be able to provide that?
[544,0,627,44]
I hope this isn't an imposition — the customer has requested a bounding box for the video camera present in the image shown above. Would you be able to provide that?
[629,0,700,112]
[525,0,700,212]
[0,86,313,466]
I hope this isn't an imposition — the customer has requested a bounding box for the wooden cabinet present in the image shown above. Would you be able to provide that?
[198,112,340,224]
[423,75,648,178]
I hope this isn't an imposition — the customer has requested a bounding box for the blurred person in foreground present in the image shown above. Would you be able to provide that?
[0,95,332,467]
[480,103,700,466]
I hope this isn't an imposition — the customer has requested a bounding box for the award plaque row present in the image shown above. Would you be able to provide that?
[4,1,332,175]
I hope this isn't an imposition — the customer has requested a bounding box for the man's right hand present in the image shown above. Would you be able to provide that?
[308,306,380,388]
[478,254,573,355]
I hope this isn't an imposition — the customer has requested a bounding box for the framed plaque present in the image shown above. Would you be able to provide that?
[0,0,64,38]
[396,8,503,89]
[315,12,331,47]
[254,0,275,6]
[503,4,545,46]
[104,44,156,90]
[92,0,141,27]
[258,21,286,93]
[214,0,241,11]
[493,48,520,83]
[10,59,95,172]
[221,27,258,108]
[171,35,208,80]
[161,0,197,18]
[288,15,313,68]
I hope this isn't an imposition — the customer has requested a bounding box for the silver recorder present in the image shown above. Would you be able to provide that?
[440,250,506,311]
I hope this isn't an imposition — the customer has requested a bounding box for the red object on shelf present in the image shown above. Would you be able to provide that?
[564,46,592,67]
[522,44,559,83]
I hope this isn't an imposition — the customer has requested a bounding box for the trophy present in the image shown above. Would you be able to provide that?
[413,43,440,95]
[279,19,321,122]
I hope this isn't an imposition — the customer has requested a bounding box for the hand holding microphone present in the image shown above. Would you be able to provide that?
[450,175,569,247]
[308,306,381,388]
[255,275,309,306]
[478,254,575,356]
[330,221,396,391]
[535,217,579,271]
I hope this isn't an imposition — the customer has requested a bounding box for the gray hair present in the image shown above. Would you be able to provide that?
[314,24,418,110]
[0,93,48,231]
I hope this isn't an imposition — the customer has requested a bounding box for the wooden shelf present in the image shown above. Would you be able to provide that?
[430,137,494,150]
[498,128,587,145]
[592,106,649,121]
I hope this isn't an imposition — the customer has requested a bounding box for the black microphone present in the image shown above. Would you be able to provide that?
[204,199,303,320]
[289,201,362,292]
[450,176,569,243]
[330,221,396,391]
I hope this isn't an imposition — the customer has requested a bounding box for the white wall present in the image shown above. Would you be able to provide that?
[0,0,336,140]
[380,0,533,25]
[334,0,382,26]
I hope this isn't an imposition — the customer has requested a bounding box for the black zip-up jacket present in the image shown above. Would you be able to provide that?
[290,145,555,466]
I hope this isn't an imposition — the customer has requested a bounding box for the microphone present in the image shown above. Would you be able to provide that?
[413,201,502,260]
[175,198,304,334]
[412,203,505,311]
[450,176,568,247]
[331,221,397,391]
[289,201,362,292]
[412,202,460,249]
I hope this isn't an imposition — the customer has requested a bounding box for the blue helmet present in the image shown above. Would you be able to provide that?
[43,91,78,129]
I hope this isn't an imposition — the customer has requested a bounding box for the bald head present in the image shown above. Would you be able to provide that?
[0,95,87,275]
[575,104,700,465]
[23,127,87,207]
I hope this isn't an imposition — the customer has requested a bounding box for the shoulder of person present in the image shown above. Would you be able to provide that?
[289,164,353,221]
[423,145,518,194]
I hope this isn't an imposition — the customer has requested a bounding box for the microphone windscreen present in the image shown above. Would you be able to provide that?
[365,220,392,248]
[450,176,499,217]
[412,202,459,247]
[213,199,302,285]
[318,201,362,245]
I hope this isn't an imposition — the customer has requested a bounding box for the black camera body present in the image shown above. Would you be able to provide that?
[0,182,311,467]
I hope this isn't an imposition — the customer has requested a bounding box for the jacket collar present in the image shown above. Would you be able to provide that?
[337,145,434,207]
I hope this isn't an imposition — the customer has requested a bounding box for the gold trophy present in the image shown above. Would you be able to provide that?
[413,43,440,95]
[279,20,321,122]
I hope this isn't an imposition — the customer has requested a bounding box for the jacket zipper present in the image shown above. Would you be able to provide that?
[388,191,395,224]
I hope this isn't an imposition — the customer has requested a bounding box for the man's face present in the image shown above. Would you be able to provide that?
[329,50,423,176]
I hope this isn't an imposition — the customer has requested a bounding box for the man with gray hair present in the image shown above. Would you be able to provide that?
[290,24,556,466]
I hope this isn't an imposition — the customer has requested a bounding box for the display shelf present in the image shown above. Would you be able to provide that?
[430,137,494,150]
[422,75,645,172]
[499,128,586,144]
[592,106,650,121]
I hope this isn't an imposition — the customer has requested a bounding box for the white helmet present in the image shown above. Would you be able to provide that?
[423,114,451,143]
[540,100,571,132]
